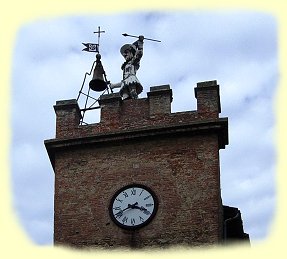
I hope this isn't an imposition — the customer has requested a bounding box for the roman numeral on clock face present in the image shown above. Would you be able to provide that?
[131,188,136,195]
[131,218,136,225]
[139,189,144,196]
[122,216,128,224]
[116,198,123,203]
[144,195,151,200]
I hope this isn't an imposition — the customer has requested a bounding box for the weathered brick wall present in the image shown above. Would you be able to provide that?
[54,134,221,247]
[45,80,228,248]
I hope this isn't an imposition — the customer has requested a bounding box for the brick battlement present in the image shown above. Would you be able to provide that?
[52,82,222,136]
[45,81,228,169]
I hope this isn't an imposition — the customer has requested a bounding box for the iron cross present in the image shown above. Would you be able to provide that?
[94,26,105,49]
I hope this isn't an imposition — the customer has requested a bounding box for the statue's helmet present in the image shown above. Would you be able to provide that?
[120,44,136,56]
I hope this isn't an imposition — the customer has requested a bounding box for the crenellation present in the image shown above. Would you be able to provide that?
[52,83,223,140]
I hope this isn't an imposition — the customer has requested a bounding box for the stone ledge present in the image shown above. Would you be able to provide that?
[56,99,78,106]
[150,85,171,92]
[54,99,80,110]
[53,99,82,118]
[197,80,218,87]
[45,118,228,170]
[147,85,172,97]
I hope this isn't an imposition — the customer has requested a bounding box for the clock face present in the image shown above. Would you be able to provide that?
[109,184,158,229]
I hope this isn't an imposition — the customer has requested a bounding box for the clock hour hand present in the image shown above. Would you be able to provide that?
[115,202,139,216]
[129,202,138,209]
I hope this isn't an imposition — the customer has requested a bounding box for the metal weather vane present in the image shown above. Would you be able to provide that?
[77,26,111,124]
[82,27,106,53]
[77,28,161,124]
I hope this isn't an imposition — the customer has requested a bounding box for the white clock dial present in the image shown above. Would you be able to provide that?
[109,184,158,229]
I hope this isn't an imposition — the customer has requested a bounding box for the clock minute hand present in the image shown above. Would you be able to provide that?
[140,206,148,211]
[131,205,147,211]
[136,206,151,215]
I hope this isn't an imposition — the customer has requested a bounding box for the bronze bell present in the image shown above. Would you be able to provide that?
[89,54,108,92]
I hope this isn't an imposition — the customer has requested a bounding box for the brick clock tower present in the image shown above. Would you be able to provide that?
[45,80,248,248]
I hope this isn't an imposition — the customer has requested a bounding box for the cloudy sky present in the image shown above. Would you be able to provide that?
[11,11,277,245]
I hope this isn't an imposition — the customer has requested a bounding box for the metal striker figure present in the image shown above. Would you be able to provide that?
[79,29,162,123]
[110,35,144,100]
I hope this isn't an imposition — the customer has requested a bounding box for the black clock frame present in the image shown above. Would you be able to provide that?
[108,183,158,230]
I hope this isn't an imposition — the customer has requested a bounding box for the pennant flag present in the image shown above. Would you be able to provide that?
[82,43,99,52]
